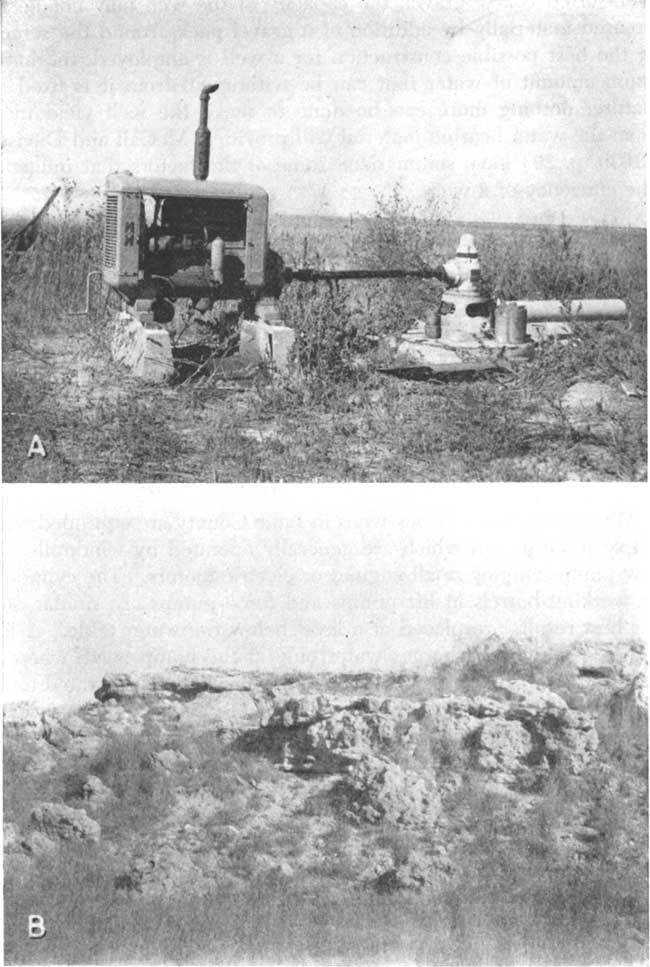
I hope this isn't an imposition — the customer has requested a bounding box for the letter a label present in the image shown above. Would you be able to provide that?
[27,435,46,459]
[28,915,46,938]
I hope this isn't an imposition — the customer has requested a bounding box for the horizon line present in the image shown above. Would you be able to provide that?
[1,204,645,233]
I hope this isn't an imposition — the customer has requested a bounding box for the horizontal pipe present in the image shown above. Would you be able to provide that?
[517,299,627,322]
[284,265,446,284]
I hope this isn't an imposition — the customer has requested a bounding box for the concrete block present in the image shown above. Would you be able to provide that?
[239,319,270,367]
[111,312,174,382]
[137,329,174,381]
[239,319,295,373]
[267,324,296,372]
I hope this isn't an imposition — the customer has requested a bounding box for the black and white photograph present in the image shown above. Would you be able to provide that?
[2,0,645,483]
[2,0,648,964]
[2,487,648,964]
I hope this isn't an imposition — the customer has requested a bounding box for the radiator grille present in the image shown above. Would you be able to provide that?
[103,194,118,268]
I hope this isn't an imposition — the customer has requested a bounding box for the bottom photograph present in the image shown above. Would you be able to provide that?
[2,488,647,966]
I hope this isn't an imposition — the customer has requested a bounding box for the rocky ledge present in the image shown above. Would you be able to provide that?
[4,640,647,905]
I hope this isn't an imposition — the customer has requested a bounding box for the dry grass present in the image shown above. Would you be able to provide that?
[5,862,646,964]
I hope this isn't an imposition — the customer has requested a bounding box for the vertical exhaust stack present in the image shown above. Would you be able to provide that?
[194,83,219,181]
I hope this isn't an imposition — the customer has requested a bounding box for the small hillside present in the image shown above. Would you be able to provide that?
[4,638,647,965]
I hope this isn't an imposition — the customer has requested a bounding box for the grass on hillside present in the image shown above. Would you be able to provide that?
[4,726,647,964]
[2,187,647,481]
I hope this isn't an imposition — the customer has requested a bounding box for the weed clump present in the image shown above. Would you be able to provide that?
[81,731,174,835]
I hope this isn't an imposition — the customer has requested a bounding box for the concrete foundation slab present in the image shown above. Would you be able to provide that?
[395,340,463,367]
[397,323,464,366]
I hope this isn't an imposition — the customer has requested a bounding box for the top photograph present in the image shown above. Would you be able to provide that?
[2,0,646,483]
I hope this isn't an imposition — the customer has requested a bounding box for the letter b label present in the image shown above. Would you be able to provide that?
[28,915,46,938]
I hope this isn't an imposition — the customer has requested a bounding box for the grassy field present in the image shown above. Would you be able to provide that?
[5,859,646,964]
[2,190,646,481]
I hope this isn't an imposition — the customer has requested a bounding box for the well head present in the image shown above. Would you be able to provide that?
[456,233,478,257]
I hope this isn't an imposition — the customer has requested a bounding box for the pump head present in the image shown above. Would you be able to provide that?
[442,233,481,293]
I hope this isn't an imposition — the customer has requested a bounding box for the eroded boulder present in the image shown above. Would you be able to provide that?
[416,686,598,785]
[270,693,422,774]
[372,845,451,892]
[41,710,101,756]
[269,693,341,728]
[22,830,59,857]
[94,673,140,703]
[476,718,533,781]
[494,679,568,712]
[568,641,645,685]
[154,749,189,771]
[345,757,441,827]
[82,775,116,813]
[30,803,100,844]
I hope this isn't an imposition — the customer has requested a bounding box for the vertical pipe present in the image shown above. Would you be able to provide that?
[194,83,219,181]
[211,237,224,284]
[508,305,528,344]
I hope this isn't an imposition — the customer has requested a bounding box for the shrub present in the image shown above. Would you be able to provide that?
[452,637,544,694]
[85,732,174,834]
[281,278,365,377]
[280,184,450,377]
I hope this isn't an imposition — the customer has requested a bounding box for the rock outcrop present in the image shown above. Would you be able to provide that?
[30,803,101,844]
[3,646,645,905]
[568,641,645,686]
[94,668,256,703]
[251,677,600,795]
[176,690,260,731]
[344,757,441,827]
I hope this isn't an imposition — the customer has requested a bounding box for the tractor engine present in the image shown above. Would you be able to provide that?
[102,173,270,321]
[102,84,286,371]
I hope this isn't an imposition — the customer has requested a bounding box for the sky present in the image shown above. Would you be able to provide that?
[1,0,645,225]
[3,485,646,708]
